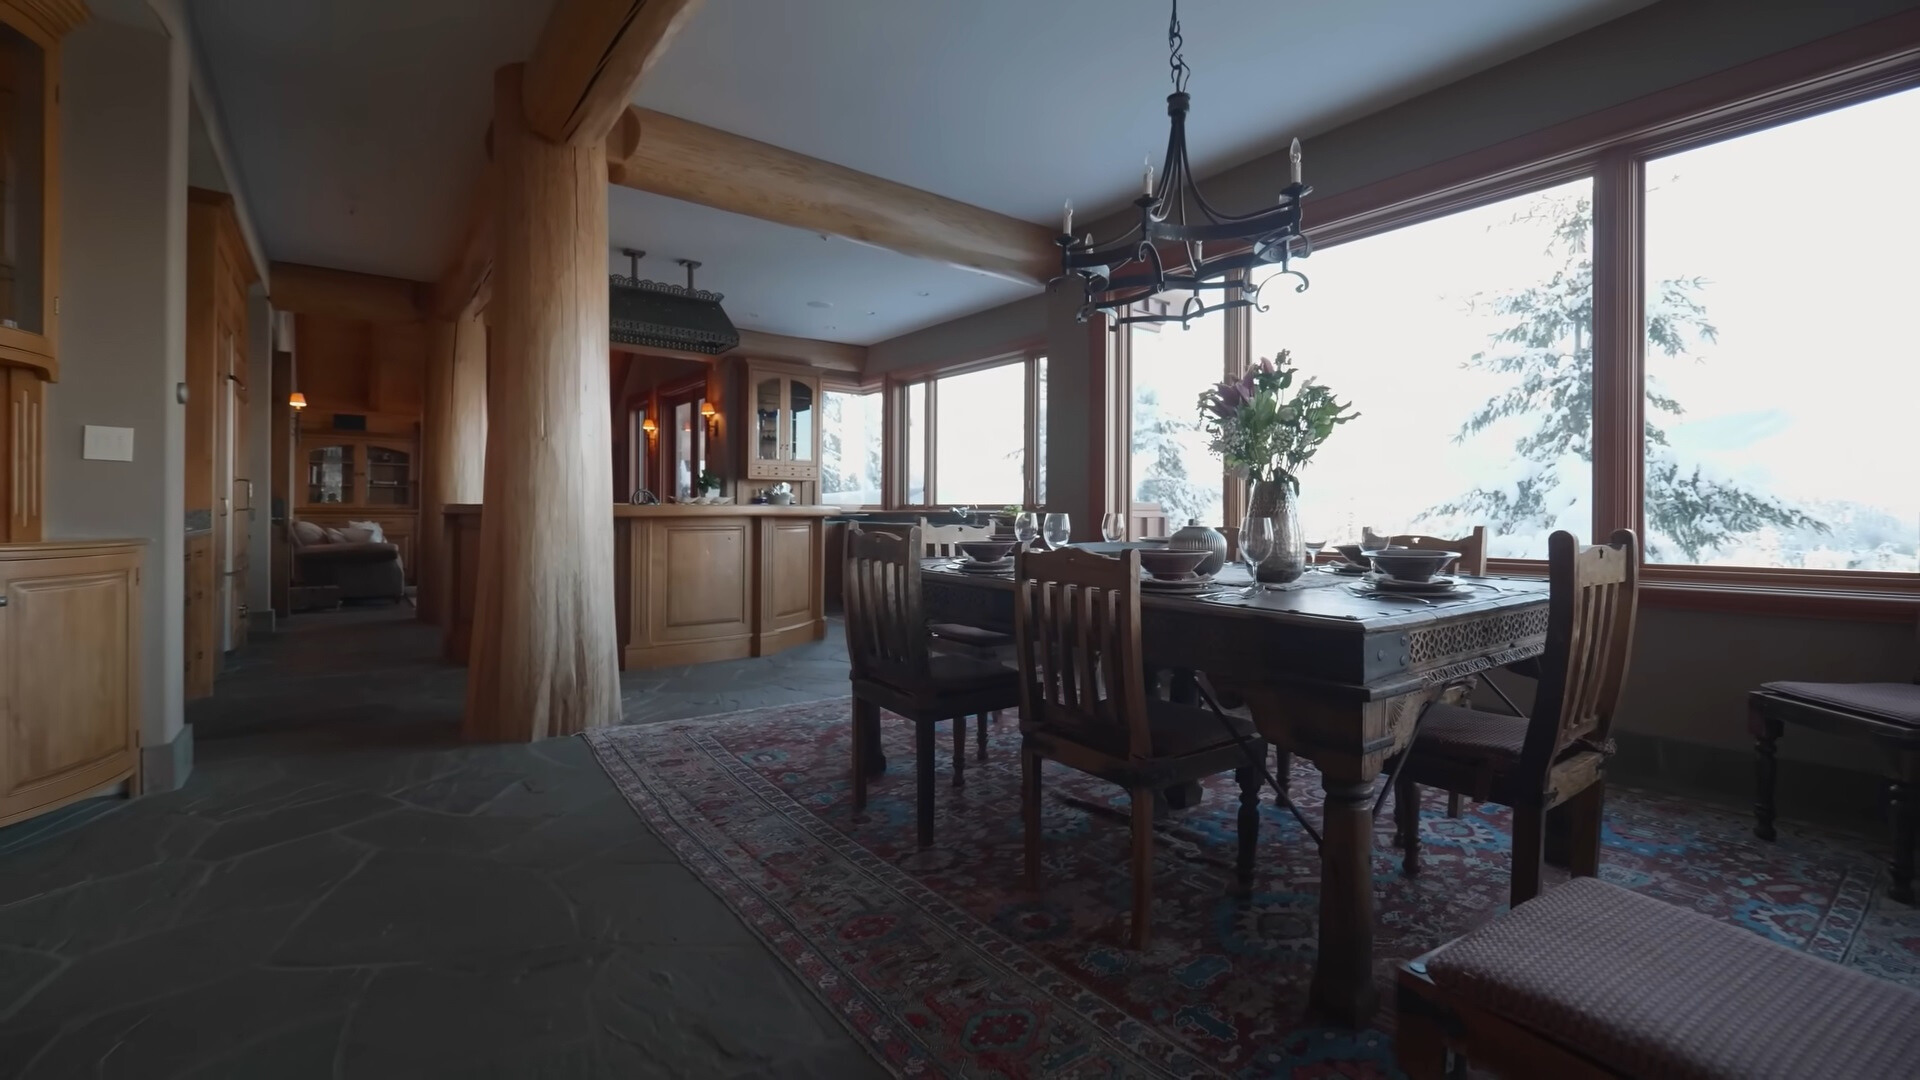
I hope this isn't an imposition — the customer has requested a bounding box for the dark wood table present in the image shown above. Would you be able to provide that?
[922,556,1550,1025]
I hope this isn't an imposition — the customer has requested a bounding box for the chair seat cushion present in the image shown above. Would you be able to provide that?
[927,622,1014,649]
[1424,877,1920,1080]
[1761,681,1920,727]
[1413,702,1528,762]
[926,652,1019,693]
[1031,698,1255,760]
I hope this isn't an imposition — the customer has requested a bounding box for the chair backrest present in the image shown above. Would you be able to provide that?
[1012,547,1153,759]
[842,524,929,687]
[1524,529,1640,783]
[918,518,992,558]
[1388,526,1489,577]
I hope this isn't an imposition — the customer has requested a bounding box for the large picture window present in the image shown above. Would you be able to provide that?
[1129,306,1225,533]
[821,389,883,506]
[1641,88,1920,571]
[934,361,1026,505]
[1251,179,1593,559]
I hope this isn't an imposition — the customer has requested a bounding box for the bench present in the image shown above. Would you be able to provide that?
[1397,877,1920,1079]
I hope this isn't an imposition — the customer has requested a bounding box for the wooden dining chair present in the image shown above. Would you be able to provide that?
[1392,529,1639,909]
[1387,526,1489,577]
[843,524,1022,847]
[919,518,993,557]
[915,518,1015,760]
[1013,546,1267,948]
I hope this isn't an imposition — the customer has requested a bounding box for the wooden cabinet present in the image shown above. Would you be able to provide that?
[0,540,143,829]
[184,532,213,699]
[743,361,820,482]
[0,363,41,540]
[0,2,83,382]
[295,428,421,585]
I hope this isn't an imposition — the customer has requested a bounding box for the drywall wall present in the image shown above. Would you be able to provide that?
[864,293,1047,377]
[47,14,190,773]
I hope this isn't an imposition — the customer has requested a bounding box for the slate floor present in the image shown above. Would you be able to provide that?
[0,605,880,1079]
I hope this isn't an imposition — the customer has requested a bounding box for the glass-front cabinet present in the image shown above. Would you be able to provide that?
[364,443,413,507]
[296,432,418,510]
[743,362,821,481]
[305,443,355,505]
[0,2,79,379]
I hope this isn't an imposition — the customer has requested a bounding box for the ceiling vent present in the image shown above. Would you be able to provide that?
[609,249,740,355]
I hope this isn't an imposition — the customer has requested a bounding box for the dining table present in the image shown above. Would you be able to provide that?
[920,550,1552,1025]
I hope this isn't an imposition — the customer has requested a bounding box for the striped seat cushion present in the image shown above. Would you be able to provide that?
[1762,681,1920,727]
[1425,877,1920,1079]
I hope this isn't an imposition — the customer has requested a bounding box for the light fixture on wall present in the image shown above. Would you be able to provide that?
[288,392,308,410]
[641,416,658,438]
[609,249,741,355]
[1056,0,1313,329]
[699,400,718,436]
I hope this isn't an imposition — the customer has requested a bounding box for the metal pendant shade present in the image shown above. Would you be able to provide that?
[609,249,740,355]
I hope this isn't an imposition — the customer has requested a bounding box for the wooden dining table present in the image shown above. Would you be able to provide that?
[921,553,1551,1025]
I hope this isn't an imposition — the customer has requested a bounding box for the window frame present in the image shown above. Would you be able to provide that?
[1235,15,1920,619]
[818,377,887,510]
[885,344,1047,511]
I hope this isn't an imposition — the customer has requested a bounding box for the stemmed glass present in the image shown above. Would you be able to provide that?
[1304,538,1327,566]
[1042,513,1072,548]
[1100,513,1127,543]
[1241,515,1274,591]
[1014,511,1039,550]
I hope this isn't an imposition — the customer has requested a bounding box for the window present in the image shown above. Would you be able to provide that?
[934,361,1026,505]
[821,389,883,506]
[1034,356,1048,506]
[1642,88,1920,571]
[905,381,927,504]
[1250,178,1594,559]
[1130,306,1226,533]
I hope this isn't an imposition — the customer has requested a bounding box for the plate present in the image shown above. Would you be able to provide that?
[1364,572,1466,595]
[1140,577,1220,595]
[951,559,1013,575]
[1322,561,1369,575]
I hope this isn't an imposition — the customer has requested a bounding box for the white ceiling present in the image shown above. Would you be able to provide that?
[192,0,1652,343]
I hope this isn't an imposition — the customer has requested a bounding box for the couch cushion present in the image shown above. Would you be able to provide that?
[1425,877,1920,1080]
[294,541,399,564]
[291,519,326,547]
[1761,681,1920,727]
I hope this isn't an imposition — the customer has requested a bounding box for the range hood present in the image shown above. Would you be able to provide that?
[608,249,740,355]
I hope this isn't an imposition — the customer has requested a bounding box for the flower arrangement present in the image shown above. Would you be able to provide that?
[1198,350,1358,491]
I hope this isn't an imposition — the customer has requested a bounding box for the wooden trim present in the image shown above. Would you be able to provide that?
[1589,150,1643,542]
[734,329,864,372]
[1,0,87,39]
[522,0,704,147]
[1221,272,1250,533]
[611,106,1057,285]
[270,262,427,324]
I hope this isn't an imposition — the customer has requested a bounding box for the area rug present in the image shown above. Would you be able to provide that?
[585,700,1918,1078]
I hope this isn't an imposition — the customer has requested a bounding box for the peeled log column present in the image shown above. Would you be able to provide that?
[419,312,488,625]
[463,63,620,741]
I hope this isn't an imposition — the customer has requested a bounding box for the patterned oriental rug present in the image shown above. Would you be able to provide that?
[585,699,1920,1078]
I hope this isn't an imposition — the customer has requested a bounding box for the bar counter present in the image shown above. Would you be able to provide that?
[443,503,834,670]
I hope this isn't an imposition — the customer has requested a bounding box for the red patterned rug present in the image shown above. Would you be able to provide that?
[584,699,1918,1078]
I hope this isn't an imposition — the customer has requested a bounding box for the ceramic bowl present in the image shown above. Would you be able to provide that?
[1335,543,1368,567]
[1364,546,1459,582]
[958,540,1016,564]
[1136,548,1211,580]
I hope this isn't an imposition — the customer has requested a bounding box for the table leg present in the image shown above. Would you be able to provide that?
[1312,768,1381,1025]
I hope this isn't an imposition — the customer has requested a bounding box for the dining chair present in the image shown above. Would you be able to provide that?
[843,524,1022,847]
[918,517,993,557]
[917,517,1014,760]
[1386,526,1489,577]
[1391,529,1640,909]
[1012,545,1267,948]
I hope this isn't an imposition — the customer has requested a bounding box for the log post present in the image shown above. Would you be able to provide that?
[462,63,620,741]
[419,312,488,625]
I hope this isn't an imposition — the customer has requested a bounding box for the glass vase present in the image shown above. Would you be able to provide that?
[1248,478,1306,583]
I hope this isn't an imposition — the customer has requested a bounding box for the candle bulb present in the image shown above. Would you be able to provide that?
[1062,200,1073,235]
[1289,137,1303,185]
[1143,156,1155,197]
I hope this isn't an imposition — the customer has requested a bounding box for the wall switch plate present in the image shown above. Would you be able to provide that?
[83,425,135,462]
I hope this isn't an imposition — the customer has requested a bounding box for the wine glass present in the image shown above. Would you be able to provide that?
[1100,513,1126,543]
[1014,511,1039,549]
[1304,538,1327,566]
[1241,515,1274,590]
[1042,513,1071,548]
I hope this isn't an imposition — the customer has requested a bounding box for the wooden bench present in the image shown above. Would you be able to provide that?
[1397,878,1920,1079]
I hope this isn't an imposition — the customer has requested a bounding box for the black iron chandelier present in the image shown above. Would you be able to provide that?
[1056,0,1313,329]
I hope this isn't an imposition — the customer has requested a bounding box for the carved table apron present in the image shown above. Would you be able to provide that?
[922,561,1549,1025]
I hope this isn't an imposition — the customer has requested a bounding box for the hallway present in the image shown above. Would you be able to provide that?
[0,608,878,1079]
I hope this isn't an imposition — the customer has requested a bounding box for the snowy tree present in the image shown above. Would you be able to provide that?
[1132,387,1214,526]
[1429,190,1823,562]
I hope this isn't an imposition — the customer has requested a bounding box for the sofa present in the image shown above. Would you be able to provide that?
[290,519,406,602]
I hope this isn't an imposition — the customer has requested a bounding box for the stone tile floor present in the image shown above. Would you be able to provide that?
[0,605,879,1079]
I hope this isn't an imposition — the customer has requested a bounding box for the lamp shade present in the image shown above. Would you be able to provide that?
[700,401,717,418]
[641,417,657,434]
[288,392,308,410]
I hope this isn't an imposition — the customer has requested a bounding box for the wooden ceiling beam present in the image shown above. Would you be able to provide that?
[429,169,496,320]
[607,106,1058,286]
[271,262,427,324]
[522,0,706,147]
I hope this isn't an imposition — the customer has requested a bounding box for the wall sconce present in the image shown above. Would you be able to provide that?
[700,400,718,434]
[288,392,308,410]
[641,416,658,439]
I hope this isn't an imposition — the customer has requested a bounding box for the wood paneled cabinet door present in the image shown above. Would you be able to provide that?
[0,544,143,829]
[363,441,415,508]
[743,364,820,482]
[1,364,42,540]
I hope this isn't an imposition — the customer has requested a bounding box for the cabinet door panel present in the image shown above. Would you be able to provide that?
[1,561,133,799]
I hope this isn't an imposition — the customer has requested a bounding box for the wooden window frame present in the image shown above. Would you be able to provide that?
[1231,11,1920,620]
[819,379,887,510]
[886,346,1047,511]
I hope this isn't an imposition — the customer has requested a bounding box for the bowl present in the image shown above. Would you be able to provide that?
[1137,548,1211,580]
[1335,543,1368,567]
[958,540,1016,564]
[1364,546,1460,582]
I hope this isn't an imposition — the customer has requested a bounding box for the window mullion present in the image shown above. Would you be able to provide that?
[1222,271,1250,534]
[1590,150,1646,544]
